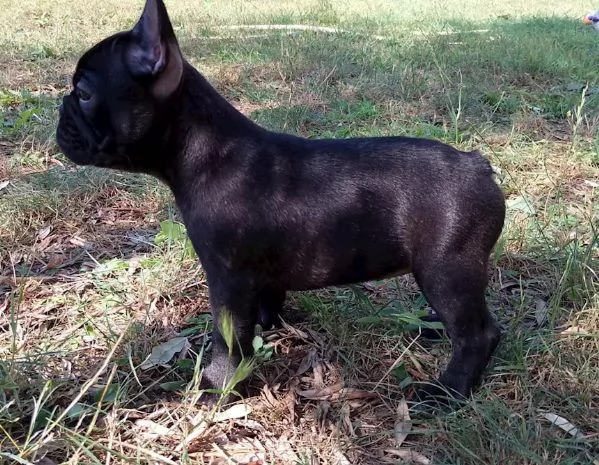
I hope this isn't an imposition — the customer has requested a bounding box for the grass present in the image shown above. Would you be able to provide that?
[1,0,599,463]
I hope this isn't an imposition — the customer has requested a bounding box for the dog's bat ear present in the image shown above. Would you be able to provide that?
[126,0,183,99]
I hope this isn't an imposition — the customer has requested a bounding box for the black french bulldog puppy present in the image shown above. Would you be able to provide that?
[57,0,506,405]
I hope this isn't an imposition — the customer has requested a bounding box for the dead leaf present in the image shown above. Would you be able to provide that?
[44,254,65,270]
[331,445,351,465]
[295,348,318,376]
[260,384,279,408]
[135,419,173,438]
[0,180,9,191]
[213,403,253,422]
[233,419,267,433]
[394,399,412,448]
[316,401,330,431]
[534,299,548,326]
[559,326,585,336]
[176,418,209,452]
[140,337,190,370]
[297,382,344,399]
[339,402,354,436]
[281,319,309,340]
[69,236,87,247]
[284,379,298,422]
[297,385,377,402]
[385,448,431,464]
[37,226,51,240]
[541,412,584,439]
[306,328,327,347]
[212,438,266,464]
[312,360,326,388]
[262,435,300,463]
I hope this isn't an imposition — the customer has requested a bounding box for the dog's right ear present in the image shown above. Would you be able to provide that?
[126,0,183,99]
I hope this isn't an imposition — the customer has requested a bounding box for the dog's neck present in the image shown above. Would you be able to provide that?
[180,63,257,132]
[152,62,265,188]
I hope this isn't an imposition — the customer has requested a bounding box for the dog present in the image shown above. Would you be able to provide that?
[56,0,506,406]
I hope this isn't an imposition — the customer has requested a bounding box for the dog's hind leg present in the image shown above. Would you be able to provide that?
[412,253,501,401]
[258,288,286,329]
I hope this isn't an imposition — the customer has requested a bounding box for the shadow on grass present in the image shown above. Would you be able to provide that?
[172,16,599,131]
[3,15,598,133]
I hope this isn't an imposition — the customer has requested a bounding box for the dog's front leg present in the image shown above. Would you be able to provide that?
[200,275,259,401]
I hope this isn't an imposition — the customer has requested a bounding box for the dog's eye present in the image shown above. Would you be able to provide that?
[75,87,92,102]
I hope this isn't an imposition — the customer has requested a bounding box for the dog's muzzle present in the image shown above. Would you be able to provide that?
[56,94,106,165]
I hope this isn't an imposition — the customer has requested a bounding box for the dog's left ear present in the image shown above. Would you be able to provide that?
[126,0,183,99]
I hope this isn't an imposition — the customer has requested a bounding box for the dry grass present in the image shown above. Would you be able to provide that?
[2,0,599,464]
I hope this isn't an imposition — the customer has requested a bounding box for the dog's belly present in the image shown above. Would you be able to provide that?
[281,250,412,291]
[284,267,411,292]
[377,267,412,280]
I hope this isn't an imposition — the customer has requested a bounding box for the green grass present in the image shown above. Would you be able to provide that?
[1,0,599,463]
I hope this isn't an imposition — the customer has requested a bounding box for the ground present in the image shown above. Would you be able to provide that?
[0,0,598,464]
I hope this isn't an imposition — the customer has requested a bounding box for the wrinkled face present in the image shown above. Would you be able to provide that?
[56,0,183,172]
[57,34,158,169]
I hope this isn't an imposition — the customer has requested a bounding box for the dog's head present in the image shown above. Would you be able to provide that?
[56,0,183,173]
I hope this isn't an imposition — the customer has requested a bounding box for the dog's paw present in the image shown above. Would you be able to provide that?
[408,382,467,414]
[197,364,235,406]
